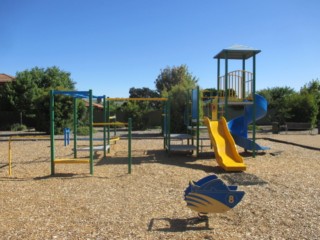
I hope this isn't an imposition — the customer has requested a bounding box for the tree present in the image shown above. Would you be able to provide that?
[156,65,198,132]
[154,65,198,94]
[129,87,159,99]
[300,79,320,121]
[129,87,160,109]
[257,86,295,124]
[285,93,318,126]
[0,66,79,133]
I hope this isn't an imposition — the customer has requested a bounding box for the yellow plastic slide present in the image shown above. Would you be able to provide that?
[204,117,246,171]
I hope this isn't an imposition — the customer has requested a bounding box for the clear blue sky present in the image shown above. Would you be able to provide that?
[1,0,319,97]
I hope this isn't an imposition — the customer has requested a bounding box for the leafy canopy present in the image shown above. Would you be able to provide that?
[0,66,82,133]
[155,65,198,94]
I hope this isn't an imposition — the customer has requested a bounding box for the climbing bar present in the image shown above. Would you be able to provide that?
[53,158,90,164]
[93,122,127,127]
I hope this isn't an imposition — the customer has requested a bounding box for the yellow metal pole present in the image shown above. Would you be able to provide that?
[8,137,12,176]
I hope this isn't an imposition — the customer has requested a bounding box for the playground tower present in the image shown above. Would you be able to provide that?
[214,45,261,156]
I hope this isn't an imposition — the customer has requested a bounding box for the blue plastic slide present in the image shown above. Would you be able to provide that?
[228,94,270,151]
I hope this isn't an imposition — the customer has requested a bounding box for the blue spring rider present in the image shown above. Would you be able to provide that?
[184,175,245,218]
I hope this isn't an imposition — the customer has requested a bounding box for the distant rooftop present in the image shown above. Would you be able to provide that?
[214,45,261,60]
[0,73,15,83]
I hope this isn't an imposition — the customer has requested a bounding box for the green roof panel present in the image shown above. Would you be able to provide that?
[214,45,261,60]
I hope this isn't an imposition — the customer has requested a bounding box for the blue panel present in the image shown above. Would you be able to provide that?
[53,90,102,99]
[191,89,198,119]
[184,175,245,213]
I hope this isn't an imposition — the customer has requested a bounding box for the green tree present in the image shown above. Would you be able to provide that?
[257,86,295,124]
[129,87,160,109]
[157,65,198,132]
[155,65,198,93]
[129,87,159,99]
[0,66,80,133]
[300,79,320,121]
[285,93,318,126]
[35,94,87,134]
[119,101,149,130]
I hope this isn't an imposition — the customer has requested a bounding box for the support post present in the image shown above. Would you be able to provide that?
[252,55,257,158]
[8,138,12,176]
[167,98,171,152]
[89,90,94,175]
[217,58,220,119]
[196,86,200,156]
[163,101,167,149]
[128,118,132,174]
[50,90,55,175]
[107,98,110,153]
[73,97,78,158]
[103,96,107,157]
[224,53,229,119]
[242,59,246,100]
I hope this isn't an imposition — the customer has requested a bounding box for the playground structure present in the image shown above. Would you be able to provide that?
[7,93,193,176]
[213,45,269,157]
[182,46,269,172]
[50,90,94,175]
[106,97,169,148]
[50,90,132,175]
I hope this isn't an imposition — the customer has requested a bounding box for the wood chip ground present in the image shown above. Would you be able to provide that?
[1,130,319,239]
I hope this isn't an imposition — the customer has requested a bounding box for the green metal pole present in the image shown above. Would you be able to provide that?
[128,118,132,174]
[50,90,55,175]
[217,58,220,119]
[186,90,189,135]
[107,98,110,153]
[196,86,200,156]
[167,98,171,152]
[224,53,229,119]
[163,101,166,149]
[73,97,77,159]
[252,55,257,158]
[103,96,107,157]
[242,58,246,100]
[89,90,94,175]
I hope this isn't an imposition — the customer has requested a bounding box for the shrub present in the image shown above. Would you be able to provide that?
[10,123,27,131]
[77,126,96,136]
[285,93,318,127]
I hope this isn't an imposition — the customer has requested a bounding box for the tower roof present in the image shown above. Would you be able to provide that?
[214,45,261,60]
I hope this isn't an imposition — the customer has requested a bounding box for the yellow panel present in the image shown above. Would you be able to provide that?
[110,136,120,142]
[186,193,231,213]
[93,122,127,127]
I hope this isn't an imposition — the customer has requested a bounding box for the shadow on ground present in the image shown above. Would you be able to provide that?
[148,217,211,232]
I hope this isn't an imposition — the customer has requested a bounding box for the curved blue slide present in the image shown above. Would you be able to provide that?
[228,94,270,151]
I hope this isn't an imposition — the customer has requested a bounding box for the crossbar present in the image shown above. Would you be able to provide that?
[107,97,167,101]
[54,159,90,164]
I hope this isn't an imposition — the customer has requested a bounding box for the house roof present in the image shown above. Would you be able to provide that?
[0,73,15,83]
[84,100,103,109]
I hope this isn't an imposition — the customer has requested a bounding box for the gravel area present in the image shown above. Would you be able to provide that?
[0,130,319,239]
